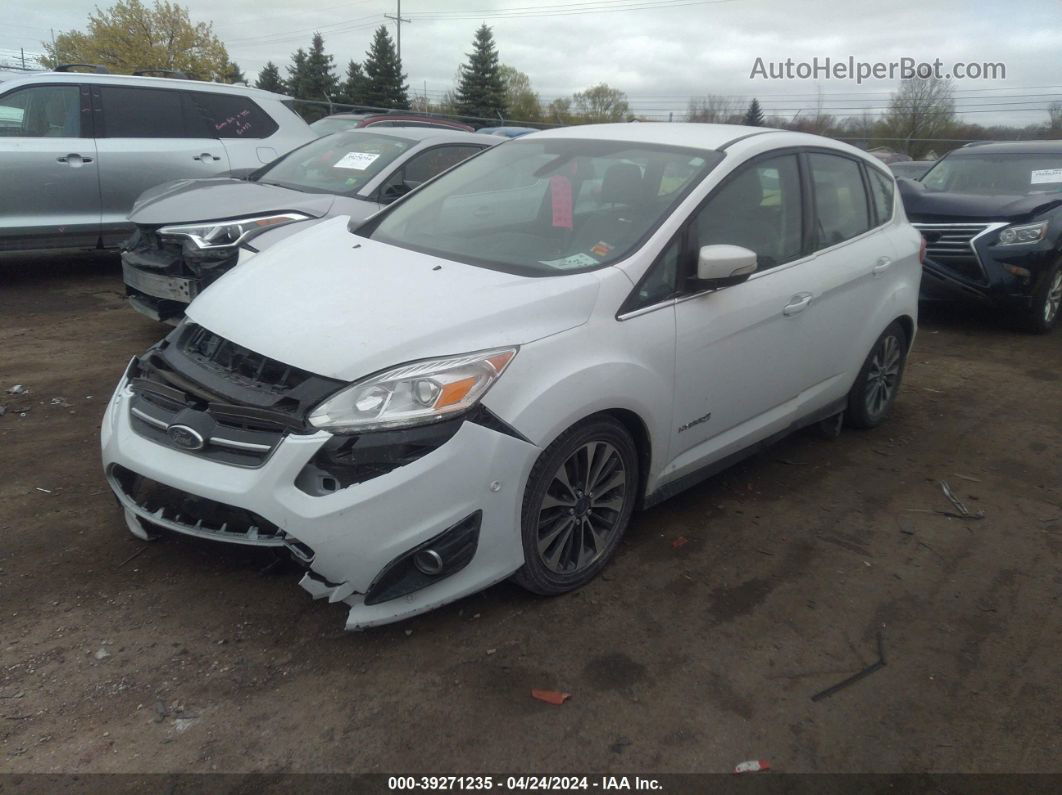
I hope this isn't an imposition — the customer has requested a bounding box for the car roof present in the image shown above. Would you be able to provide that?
[527,122,874,158]
[952,140,1062,156]
[0,70,290,100]
[331,127,500,145]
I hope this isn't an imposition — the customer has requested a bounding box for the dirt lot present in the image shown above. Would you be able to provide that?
[0,252,1059,775]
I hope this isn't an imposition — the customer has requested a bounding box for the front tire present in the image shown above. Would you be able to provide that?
[845,321,908,429]
[1024,260,1062,335]
[512,417,638,596]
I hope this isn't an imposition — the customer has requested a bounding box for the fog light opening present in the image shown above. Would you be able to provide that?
[413,549,444,576]
[1002,264,1031,282]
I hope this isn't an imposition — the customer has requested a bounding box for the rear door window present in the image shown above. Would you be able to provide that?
[866,167,895,225]
[402,145,485,186]
[187,92,279,139]
[98,86,187,138]
[808,153,872,248]
[0,85,81,137]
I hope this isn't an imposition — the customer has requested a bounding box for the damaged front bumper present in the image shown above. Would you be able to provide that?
[100,376,539,629]
[121,227,238,323]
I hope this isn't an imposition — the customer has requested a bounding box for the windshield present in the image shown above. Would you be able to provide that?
[921,153,1062,196]
[310,117,364,135]
[363,138,720,275]
[257,131,414,195]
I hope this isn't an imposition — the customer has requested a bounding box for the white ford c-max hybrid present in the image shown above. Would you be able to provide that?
[101,123,922,629]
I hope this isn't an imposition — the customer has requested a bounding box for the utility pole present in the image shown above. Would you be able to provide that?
[384,0,411,63]
[21,48,26,70]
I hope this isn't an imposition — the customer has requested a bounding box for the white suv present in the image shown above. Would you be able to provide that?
[0,69,314,252]
[101,123,922,629]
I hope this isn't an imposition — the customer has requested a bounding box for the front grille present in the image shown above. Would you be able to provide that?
[180,324,315,396]
[913,223,994,283]
[127,323,346,466]
[129,388,283,467]
[110,464,286,546]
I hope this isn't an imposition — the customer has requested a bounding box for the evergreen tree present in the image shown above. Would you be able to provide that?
[363,26,409,110]
[338,60,368,107]
[455,24,508,121]
[286,48,309,97]
[743,98,765,127]
[302,32,339,101]
[222,61,245,84]
[255,61,284,93]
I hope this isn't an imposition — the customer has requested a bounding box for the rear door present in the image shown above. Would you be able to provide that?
[0,83,100,250]
[793,151,897,408]
[92,85,230,246]
[185,90,282,168]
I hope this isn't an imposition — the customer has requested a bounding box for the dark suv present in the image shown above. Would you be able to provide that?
[898,140,1062,333]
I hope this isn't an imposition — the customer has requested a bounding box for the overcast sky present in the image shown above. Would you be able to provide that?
[2,0,1060,127]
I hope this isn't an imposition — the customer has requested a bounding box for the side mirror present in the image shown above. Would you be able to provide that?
[692,244,757,289]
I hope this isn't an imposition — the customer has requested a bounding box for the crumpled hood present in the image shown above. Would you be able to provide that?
[186,217,601,382]
[899,180,1062,222]
[129,178,337,225]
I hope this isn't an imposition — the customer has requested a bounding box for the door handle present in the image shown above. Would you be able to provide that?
[57,154,93,164]
[783,292,813,316]
[872,257,892,276]
[193,153,221,162]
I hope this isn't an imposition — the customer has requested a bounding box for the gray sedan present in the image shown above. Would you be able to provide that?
[121,127,499,322]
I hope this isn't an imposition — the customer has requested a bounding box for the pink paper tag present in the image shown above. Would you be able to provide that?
[550,176,573,229]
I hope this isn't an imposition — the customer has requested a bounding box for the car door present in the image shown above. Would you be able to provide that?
[792,151,898,411]
[91,85,230,246]
[0,83,101,250]
[665,152,814,482]
[184,90,282,168]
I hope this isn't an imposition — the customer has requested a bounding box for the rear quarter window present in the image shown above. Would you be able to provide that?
[187,91,279,139]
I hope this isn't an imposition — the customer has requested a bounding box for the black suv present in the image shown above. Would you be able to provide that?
[898,140,1062,333]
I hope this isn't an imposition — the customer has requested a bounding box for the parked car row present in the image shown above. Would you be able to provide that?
[3,67,1058,629]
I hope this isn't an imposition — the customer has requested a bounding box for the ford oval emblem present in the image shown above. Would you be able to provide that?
[167,424,205,451]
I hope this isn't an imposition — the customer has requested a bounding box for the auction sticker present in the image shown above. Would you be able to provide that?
[541,253,598,269]
[334,152,381,170]
[1030,168,1062,184]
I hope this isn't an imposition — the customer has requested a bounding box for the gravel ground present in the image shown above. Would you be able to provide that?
[0,252,1059,774]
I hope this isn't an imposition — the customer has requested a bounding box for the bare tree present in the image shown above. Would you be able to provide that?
[1049,101,1062,131]
[687,94,739,123]
[880,77,955,158]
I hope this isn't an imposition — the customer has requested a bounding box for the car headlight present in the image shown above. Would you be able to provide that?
[309,348,517,433]
[158,212,310,249]
[998,221,1047,246]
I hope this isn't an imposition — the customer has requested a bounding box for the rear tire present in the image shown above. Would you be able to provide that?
[1023,260,1062,335]
[512,417,638,596]
[845,321,908,429]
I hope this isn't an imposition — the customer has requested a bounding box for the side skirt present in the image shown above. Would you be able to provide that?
[641,396,847,509]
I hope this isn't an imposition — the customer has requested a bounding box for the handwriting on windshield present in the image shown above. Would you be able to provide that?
[215,109,252,136]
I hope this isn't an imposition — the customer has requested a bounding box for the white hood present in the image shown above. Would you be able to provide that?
[186,217,601,382]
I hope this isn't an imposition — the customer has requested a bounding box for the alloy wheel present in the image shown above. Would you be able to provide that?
[864,333,902,419]
[535,441,627,574]
[1044,270,1062,324]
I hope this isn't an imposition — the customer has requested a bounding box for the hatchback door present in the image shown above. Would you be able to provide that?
[666,153,813,481]
[92,85,230,246]
[0,83,100,250]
